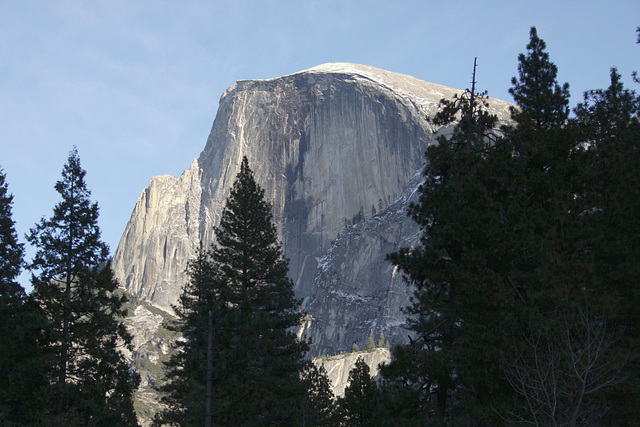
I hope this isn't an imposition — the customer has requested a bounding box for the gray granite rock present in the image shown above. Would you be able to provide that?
[315,348,392,397]
[112,63,513,356]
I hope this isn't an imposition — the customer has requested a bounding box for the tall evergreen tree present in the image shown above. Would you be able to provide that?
[156,157,308,426]
[27,148,139,425]
[300,362,335,426]
[496,30,636,425]
[0,167,21,422]
[0,169,24,297]
[0,168,48,424]
[366,330,375,351]
[210,156,309,425]
[384,28,598,423]
[155,248,229,426]
[337,357,380,426]
[500,31,581,322]
[381,26,637,424]
[508,27,570,133]
[385,58,510,422]
[502,27,579,283]
[376,332,386,349]
[573,68,640,423]
[0,169,26,383]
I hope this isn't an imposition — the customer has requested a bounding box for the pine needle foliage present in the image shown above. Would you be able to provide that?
[385,57,506,422]
[300,362,336,426]
[211,156,309,424]
[27,148,139,426]
[0,168,47,424]
[572,67,640,423]
[156,157,309,426]
[0,169,24,289]
[337,357,380,426]
[384,27,639,424]
[508,27,570,133]
[155,248,227,426]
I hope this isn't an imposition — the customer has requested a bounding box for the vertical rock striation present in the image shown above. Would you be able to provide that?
[301,171,424,356]
[113,160,202,311]
[113,63,513,355]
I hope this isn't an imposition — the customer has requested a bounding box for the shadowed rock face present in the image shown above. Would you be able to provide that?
[301,171,424,356]
[113,63,513,356]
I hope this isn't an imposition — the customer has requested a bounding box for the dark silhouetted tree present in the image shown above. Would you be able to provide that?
[337,357,380,426]
[0,168,24,301]
[211,156,308,424]
[0,168,27,418]
[383,26,637,425]
[155,247,228,426]
[507,27,570,133]
[156,157,308,426]
[572,67,640,423]
[300,362,335,426]
[27,148,139,426]
[0,168,49,424]
[385,57,508,422]
[384,28,592,422]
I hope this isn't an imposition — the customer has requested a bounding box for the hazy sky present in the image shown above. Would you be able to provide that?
[1,0,638,289]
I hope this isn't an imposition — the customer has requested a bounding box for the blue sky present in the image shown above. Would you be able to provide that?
[1,0,638,289]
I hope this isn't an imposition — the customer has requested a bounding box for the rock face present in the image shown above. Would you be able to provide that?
[315,348,391,397]
[301,171,424,356]
[121,299,179,425]
[114,160,202,310]
[113,63,513,356]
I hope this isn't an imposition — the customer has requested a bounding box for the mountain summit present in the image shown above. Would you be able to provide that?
[112,63,512,356]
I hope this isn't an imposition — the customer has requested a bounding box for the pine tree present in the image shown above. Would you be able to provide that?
[212,156,308,424]
[337,357,380,426]
[27,148,139,425]
[0,169,24,297]
[508,27,570,133]
[366,330,375,351]
[574,68,640,311]
[487,27,626,424]
[377,344,431,422]
[382,27,635,424]
[0,168,48,424]
[499,26,612,417]
[300,362,336,426]
[573,68,640,423]
[502,27,584,317]
[385,58,510,421]
[155,248,228,426]
[376,331,385,349]
[156,157,308,425]
[0,170,26,386]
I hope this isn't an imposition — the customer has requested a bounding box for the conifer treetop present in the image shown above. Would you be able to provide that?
[27,147,108,281]
[509,27,570,130]
[213,156,288,291]
[0,169,24,285]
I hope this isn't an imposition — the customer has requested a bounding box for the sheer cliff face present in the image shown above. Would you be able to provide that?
[113,63,512,354]
[113,160,202,310]
[316,348,391,397]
